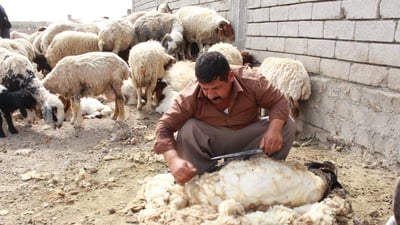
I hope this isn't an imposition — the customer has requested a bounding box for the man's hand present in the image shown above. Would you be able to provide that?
[259,119,285,154]
[163,149,197,185]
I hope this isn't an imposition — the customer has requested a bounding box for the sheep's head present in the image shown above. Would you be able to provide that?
[217,20,235,42]
[41,93,65,129]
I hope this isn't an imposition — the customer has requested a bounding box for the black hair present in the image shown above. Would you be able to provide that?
[195,51,230,83]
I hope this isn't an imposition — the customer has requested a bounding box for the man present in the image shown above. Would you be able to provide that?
[0,4,11,39]
[154,51,296,185]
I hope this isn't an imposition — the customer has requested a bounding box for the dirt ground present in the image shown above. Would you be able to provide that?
[0,105,398,225]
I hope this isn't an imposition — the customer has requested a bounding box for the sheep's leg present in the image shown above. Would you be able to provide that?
[4,113,18,134]
[113,86,125,121]
[110,84,125,121]
[114,96,125,121]
[136,87,143,111]
[144,81,157,112]
[0,115,5,137]
[23,109,36,127]
[71,99,83,127]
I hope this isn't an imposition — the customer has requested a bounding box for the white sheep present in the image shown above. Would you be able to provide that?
[40,21,100,54]
[155,81,179,114]
[10,27,46,45]
[45,31,99,69]
[175,6,235,59]
[125,156,352,224]
[121,78,137,106]
[0,38,35,62]
[98,19,134,54]
[133,12,185,59]
[258,57,311,119]
[0,48,65,128]
[163,60,196,92]
[64,97,113,121]
[42,51,129,128]
[125,11,146,25]
[207,42,243,65]
[128,40,175,112]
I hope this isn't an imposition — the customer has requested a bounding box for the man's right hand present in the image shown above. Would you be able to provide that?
[163,149,197,185]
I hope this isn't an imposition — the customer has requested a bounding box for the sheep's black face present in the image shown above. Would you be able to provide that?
[41,104,62,129]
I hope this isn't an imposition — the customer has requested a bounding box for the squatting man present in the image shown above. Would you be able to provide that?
[154,51,296,185]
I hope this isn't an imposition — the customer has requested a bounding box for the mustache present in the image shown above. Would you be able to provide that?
[211,96,222,101]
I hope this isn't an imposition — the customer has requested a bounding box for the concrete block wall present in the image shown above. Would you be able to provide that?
[131,0,400,166]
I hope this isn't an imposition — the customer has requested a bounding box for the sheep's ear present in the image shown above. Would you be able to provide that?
[217,20,229,30]
[41,104,53,125]
[161,34,172,48]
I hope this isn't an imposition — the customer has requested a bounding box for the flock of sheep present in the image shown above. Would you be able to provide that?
[0,2,348,224]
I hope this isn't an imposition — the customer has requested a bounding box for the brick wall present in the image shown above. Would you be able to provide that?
[131,0,400,166]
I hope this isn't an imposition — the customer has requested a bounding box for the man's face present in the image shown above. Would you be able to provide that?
[198,71,234,104]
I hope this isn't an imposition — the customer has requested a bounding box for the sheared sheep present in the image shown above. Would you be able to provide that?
[175,6,235,59]
[45,31,99,70]
[258,57,311,119]
[207,42,243,65]
[128,40,176,112]
[386,177,400,225]
[42,51,129,128]
[133,12,185,59]
[125,156,351,224]
[0,84,37,137]
[98,19,134,54]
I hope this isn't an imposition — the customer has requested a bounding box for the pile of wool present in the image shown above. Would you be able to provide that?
[123,156,352,225]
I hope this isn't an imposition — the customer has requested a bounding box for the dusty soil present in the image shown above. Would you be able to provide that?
[0,105,398,225]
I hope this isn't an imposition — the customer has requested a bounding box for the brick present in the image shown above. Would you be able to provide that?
[307,39,335,57]
[259,22,278,36]
[299,21,323,38]
[248,0,261,8]
[380,0,400,18]
[288,3,312,20]
[247,36,267,50]
[312,1,343,20]
[247,23,261,35]
[369,43,400,67]
[266,37,285,51]
[277,22,298,36]
[343,0,380,19]
[355,21,396,42]
[261,0,279,7]
[396,25,400,42]
[285,38,308,54]
[349,63,387,87]
[295,55,320,74]
[247,8,269,22]
[388,68,400,92]
[270,5,289,21]
[324,21,355,40]
[335,41,369,62]
[320,58,350,80]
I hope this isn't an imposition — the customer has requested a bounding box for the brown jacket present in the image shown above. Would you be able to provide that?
[154,65,289,154]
